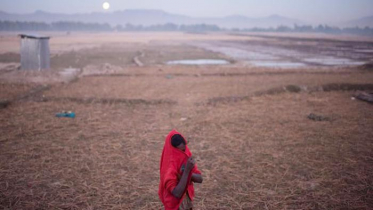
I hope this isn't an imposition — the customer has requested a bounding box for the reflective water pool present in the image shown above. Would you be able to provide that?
[248,61,307,68]
[167,59,230,65]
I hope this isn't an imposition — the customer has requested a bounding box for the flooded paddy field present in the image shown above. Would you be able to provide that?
[192,34,373,68]
[0,32,373,209]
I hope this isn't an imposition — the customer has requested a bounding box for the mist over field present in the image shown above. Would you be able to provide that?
[1,8,373,28]
[1,0,373,27]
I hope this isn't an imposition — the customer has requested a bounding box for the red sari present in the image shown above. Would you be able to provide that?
[158,130,201,210]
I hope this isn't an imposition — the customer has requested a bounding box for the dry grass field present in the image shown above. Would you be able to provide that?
[0,32,373,209]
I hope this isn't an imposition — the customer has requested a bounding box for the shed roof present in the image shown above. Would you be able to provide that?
[19,33,50,39]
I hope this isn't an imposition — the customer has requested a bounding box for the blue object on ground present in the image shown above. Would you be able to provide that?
[56,112,76,118]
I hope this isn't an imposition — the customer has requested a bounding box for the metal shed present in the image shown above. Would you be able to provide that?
[19,33,50,70]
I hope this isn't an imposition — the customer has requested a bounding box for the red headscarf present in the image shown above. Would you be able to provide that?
[158,130,201,210]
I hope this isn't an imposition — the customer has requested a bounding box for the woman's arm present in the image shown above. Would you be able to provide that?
[172,157,195,199]
[191,173,203,183]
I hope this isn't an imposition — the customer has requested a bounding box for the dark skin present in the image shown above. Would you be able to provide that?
[171,143,203,199]
[176,143,203,183]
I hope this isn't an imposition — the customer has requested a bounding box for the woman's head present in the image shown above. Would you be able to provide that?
[171,134,186,152]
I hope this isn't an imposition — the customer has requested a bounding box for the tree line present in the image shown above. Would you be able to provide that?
[241,24,373,36]
[0,21,220,32]
[0,21,112,31]
[0,20,372,36]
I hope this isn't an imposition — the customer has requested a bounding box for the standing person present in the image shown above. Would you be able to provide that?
[159,130,203,210]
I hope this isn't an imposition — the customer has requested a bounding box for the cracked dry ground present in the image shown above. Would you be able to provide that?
[1,66,373,209]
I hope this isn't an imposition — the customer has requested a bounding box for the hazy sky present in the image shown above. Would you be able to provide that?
[1,0,373,24]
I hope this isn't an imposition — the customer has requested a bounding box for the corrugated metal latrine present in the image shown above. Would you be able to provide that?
[19,34,50,70]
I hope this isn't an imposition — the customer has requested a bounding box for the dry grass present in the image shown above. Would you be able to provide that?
[0,32,262,54]
[0,101,172,209]
[1,68,373,209]
[0,83,41,100]
[1,34,373,209]
[44,67,373,106]
[189,91,373,209]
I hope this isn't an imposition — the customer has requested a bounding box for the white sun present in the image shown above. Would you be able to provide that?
[103,2,110,10]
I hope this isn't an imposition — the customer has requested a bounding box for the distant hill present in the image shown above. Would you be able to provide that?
[0,9,305,29]
[343,16,373,27]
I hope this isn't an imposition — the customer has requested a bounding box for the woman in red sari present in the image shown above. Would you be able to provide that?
[159,130,203,210]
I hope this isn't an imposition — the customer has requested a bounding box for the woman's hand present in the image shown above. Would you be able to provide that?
[185,157,195,172]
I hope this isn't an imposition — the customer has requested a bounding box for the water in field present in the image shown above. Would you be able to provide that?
[249,61,307,68]
[167,59,229,65]
[354,49,373,53]
[303,57,366,66]
[193,41,370,69]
